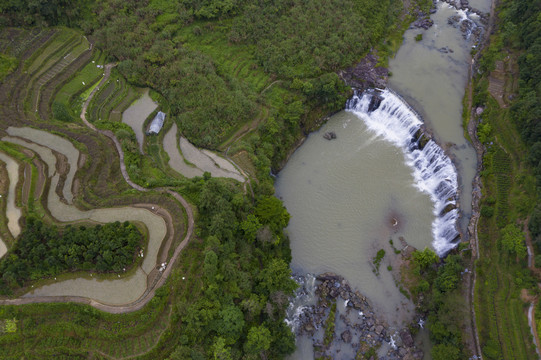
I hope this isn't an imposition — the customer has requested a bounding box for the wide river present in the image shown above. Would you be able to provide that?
[276,1,489,358]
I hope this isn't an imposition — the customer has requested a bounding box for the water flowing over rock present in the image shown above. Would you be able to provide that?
[286,273,424,359]
[346,89,460,255]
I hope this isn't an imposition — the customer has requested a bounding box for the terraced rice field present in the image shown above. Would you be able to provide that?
[162,123,245,182]
[0,27,198,357]
[0,152,21,239]
[121,89,158,153]
[54,51,105,112]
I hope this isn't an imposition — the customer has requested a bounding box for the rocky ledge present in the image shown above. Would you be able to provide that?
[293,272,424,359]
[339,54,388,90]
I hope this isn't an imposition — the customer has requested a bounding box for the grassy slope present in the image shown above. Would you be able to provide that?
[474,55,539,359]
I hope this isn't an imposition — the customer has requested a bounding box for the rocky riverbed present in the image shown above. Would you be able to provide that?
[289,272,424,359]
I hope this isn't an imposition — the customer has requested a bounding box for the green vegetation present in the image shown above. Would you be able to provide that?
[54,50,105,119]
[415,33,423,41]
[323,302,337,347]
[372,249,386,275]
[470,0,541,357]
[389,238,401,254]
[405,249,470,358]
[355,341,380,359]
[0,218,143,295]
[0,54,17,81]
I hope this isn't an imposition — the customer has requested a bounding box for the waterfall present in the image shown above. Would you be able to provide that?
[346,89,460,256]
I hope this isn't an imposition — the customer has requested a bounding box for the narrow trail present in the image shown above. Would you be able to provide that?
[0,63,195,314]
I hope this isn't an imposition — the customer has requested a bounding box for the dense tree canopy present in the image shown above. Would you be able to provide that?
[0,218,142,294]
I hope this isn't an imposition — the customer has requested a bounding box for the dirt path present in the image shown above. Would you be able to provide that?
[1,64,195,314]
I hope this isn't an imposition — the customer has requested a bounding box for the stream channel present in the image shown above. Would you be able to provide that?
[275,0,490,358]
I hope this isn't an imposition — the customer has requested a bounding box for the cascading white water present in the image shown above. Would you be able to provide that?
[346,89,459,255]
[285,274,318,332]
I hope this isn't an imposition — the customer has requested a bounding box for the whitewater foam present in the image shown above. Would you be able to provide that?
[346,89,460,255]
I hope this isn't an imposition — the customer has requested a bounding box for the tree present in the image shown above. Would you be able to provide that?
[431,344,461,360]
[211,337,232,360]
[412,247,439,270]
[240,214,262,242]
[244,325,271,355]
[204,250,218,282]
[255,196,290,234]
[257,259,297,296]
[501,224,527,259]
[214,305,245,343]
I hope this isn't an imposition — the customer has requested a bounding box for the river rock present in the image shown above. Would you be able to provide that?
[400,329,415,347]
[304,323,316,334]
[375,325,384,335]
[341,329,352,343]
[438,46,454,53]
[340,54,388,89]
[448,14,462,26]
[323,131,337,140]
[317,272,341,282]
[460,19,475,38]
[368,93,383,112]
[414,18,434,30]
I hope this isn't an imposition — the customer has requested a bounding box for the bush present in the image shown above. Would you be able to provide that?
[481,205,494,218]
[52,102,74,122]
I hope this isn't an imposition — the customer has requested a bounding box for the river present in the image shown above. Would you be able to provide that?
[276,1,488,358]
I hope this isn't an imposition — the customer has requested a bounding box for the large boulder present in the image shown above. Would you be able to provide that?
[400,329,415,348]
[341,330,352,343]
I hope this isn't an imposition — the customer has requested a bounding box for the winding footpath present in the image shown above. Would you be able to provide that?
[0,64,194,314]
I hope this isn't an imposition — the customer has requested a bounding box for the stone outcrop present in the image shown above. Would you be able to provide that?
[339,54,388,90]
